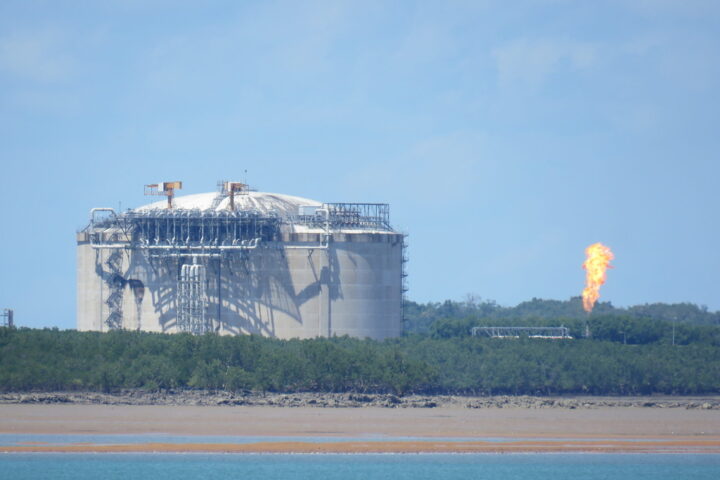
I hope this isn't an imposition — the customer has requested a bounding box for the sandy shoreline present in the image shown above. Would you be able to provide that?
[1,401,719,453]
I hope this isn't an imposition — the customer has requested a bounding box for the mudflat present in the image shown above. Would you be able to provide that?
[1,401,720,453]
[0,403,718,438]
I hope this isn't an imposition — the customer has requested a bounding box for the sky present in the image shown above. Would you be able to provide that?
[1,0,719,329]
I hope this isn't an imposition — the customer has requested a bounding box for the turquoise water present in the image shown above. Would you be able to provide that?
[2,453,719,479]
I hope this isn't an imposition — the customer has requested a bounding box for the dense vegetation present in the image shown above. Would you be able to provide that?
[404,296,720,335]
[1,298,719,396]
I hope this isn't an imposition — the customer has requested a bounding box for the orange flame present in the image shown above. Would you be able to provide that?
[582,243,614,313]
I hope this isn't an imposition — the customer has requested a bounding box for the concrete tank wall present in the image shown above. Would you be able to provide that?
[76,232,403,340]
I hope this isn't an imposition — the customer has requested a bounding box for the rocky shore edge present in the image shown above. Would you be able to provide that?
[1,391,719,409]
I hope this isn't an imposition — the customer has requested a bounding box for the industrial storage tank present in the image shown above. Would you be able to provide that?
[77,181,406,340]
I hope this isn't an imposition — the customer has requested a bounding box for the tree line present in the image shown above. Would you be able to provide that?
[1,310,718,396]
[403,297,720,334]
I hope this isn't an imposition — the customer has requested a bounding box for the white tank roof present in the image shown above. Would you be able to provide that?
[135,191,322,217]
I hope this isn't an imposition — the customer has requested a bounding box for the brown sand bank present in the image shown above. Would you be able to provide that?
[1,403,719,448]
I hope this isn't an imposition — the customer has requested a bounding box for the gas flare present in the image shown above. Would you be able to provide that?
[582,243,614,313]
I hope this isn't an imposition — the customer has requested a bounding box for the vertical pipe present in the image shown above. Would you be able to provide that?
[217,259,221,332]
[99,250,104,332]
[326,247,331,337]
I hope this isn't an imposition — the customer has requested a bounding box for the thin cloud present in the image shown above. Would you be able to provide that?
[0,30,74,83]
[340,130,489,208]
[492,38,597,88]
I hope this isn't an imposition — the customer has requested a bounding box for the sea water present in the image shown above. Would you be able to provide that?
[2,453,719,480]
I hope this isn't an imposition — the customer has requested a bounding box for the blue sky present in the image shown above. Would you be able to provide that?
[1,1,719,329]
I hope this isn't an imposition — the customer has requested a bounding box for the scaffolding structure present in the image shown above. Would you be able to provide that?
[104,250,125,330]
[293,203,392,231]
[1,309,13,327]
[471,326,572,339]
[177,263,210,334]
[102,210,281,250]
[89,202,393,251]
